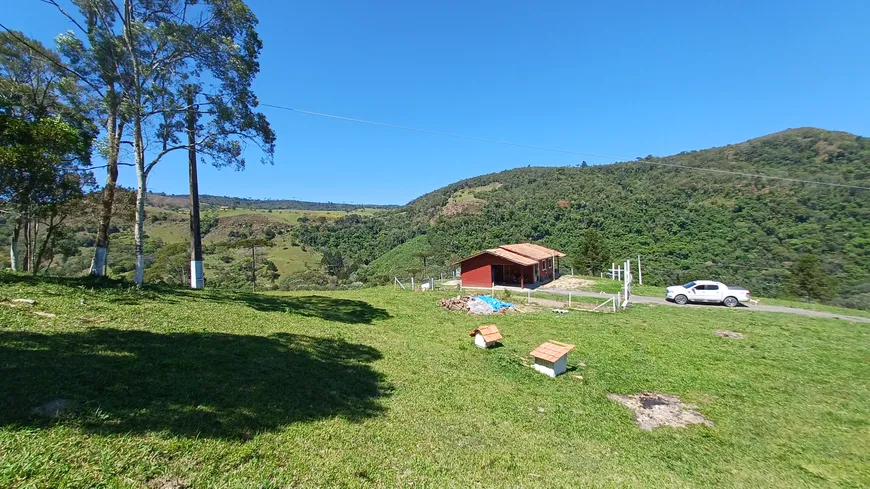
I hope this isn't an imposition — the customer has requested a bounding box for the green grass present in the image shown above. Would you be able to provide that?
[751,297,870,319]
[1,275,868,487]
[567,274,666,296]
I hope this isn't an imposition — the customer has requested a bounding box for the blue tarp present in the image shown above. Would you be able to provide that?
[475,295,514,312]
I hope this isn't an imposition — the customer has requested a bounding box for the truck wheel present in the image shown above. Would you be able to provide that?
[674,294,688,305]
[723,296,739,308]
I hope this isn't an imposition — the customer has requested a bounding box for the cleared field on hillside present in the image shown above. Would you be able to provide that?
[142,207,334,276]
[1,276,867,487]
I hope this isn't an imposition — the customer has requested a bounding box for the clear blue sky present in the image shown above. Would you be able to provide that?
[7,0,870,204]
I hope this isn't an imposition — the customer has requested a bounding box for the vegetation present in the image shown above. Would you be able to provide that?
[787,254,834,301]
[297,128,870,310]
[571,228,610,275]
[149,193,395,212]
[0,31,95,274]
[0,275,867,487]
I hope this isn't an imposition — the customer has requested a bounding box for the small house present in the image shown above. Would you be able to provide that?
[457,243,566,289]
[469,325,503,348]
[530,341,575,377]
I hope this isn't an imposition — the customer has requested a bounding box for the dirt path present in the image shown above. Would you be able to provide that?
[541,289,870,324]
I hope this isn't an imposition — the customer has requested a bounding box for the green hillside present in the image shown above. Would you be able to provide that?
[298,128,870,308]
[359,235,438,282]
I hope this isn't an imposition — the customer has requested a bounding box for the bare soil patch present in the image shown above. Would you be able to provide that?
[608,393,713,430]
[146,476,187,489]
[538,276,596,291]
[714,330,745,339]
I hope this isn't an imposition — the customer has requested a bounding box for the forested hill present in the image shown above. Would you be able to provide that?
[297,128,870,307]
[146,193,396,211]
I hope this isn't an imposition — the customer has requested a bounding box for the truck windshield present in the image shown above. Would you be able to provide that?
[683,281,697,288]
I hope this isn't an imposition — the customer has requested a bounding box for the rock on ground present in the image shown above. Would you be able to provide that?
[30,398,71,419]
[714,330,746,339]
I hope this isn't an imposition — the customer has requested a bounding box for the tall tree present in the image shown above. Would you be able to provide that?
[186,85,204,288]
[0,32,95,273]
[571,228,610,276]
[44,0,276,285]
[788,254,834,301]
[27,5,132,277]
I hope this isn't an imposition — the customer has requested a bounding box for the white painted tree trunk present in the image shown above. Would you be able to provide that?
[190,260,204,289]
[10,240,19,271]
[90,246,108,276]
[133,118,147,286]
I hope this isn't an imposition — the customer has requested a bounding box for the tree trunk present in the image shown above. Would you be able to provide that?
[32,215,58,275]
[133,117,147,286]
[186,88,204,289]
[9,216,22,272]
[90,103,124,276]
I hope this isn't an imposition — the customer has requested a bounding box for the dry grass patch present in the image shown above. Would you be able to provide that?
[608,393,714,431]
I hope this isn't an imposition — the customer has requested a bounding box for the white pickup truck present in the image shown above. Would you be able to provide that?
[665,280,750,307]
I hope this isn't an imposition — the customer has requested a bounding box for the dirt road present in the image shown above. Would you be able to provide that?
[542,289,870,324]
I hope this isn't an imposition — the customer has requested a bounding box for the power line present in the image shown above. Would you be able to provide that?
[260,103,870,191]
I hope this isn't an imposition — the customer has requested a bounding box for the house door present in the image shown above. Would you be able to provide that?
[492,265,503,284]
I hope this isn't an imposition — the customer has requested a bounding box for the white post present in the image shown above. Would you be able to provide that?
[569,292,572,308]
[492,282,495,297]
[624,260,630,304]
[527,289,531,304]
[612,263,615,280]
[571,267,574,276]
[411,277,415,290]
[637,255,642,285]
[616,292,620,311]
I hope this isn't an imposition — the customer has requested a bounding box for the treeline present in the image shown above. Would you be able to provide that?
[148,193,397,212]
[296,128,870,309]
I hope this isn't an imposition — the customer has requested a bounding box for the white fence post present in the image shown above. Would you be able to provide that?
[616,292,620,312]
[527,289,531,304]
[637,255,643,285]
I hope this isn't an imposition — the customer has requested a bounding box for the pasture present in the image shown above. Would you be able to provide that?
[0,276,867,487]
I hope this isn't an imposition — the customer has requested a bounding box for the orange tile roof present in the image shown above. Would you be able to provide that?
[484,247,538,266]
[530,341,575,362]
[499,243,566,260]
[470,325,503,343]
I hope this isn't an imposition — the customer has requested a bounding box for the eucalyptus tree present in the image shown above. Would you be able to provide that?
[47,0,275,285]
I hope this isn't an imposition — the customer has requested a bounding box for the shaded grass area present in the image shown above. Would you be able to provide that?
[1,274,868,487]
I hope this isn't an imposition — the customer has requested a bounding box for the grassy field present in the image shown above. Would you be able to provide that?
[1,275,868,488]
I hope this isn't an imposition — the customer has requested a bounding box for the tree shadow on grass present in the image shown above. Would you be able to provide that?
[232,294,392,324]
[0,329,390,439]
[0,274,392,325]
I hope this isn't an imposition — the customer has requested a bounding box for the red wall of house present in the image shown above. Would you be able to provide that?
[461,254,537,288]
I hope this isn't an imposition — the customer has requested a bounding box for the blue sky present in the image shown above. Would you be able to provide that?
[6,0,870,204]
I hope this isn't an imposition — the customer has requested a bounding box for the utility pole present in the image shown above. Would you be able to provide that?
[186,86,204,289]
[251,244,256,293]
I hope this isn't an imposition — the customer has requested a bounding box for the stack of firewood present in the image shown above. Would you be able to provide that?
[439,296,473,311]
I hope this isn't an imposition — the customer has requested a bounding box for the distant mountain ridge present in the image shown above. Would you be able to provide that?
[146,193,397,211]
